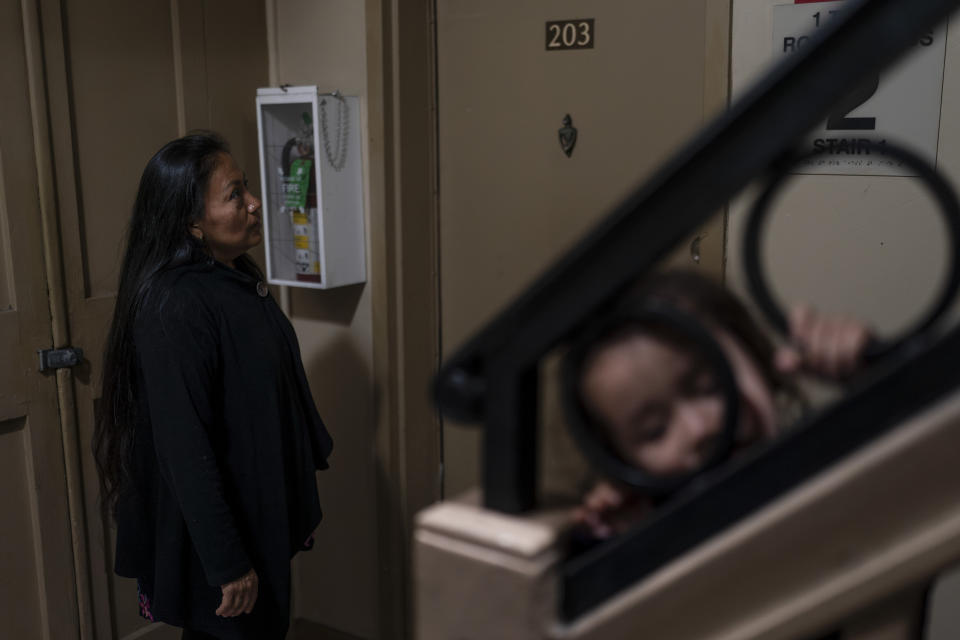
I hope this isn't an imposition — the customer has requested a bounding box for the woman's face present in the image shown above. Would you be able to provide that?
[580,329,778,477]
[193,152,262,266]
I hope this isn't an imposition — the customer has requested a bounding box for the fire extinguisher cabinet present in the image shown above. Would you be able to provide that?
[256,86,366,288]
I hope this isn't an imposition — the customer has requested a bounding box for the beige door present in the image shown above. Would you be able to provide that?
[32,0,268,637]
[0,2,80,638]
[437,1,732,497]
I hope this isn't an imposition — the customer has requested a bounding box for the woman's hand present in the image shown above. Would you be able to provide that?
[775,304,873,379]
[572,480,652,539]
[217,568,258,617]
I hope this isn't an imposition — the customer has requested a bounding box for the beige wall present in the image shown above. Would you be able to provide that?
[267,2,379,638]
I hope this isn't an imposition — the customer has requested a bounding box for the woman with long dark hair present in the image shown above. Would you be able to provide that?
[94,132,332,639]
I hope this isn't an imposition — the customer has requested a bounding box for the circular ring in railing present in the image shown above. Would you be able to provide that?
[562,302,740,496]
[744,141,960,361]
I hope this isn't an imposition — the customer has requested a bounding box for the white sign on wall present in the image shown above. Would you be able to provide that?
[773,0,946,176]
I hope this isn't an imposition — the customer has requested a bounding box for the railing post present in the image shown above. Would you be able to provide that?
[484,363,539,513]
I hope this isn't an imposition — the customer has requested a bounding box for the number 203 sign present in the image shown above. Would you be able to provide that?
[546,19,594,51]
[773,0,946,176]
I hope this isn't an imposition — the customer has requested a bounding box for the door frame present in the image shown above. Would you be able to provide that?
[20,0,96,636]
[364,0,443,637]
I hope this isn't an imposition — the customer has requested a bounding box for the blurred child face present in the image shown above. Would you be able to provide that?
[580,329,778,477]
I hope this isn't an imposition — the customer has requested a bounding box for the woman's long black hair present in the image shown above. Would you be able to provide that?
[93,132,261,518]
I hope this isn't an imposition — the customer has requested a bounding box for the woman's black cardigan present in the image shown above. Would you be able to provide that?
[114,261,333,638]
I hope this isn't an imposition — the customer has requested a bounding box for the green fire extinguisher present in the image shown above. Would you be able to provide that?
[281,112,320,283]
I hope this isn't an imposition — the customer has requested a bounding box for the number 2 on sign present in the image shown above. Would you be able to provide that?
[827,75,879,130]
